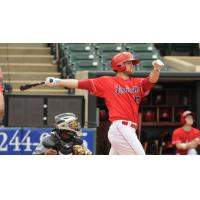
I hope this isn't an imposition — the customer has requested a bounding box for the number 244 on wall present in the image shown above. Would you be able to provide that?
[0,130,49,152]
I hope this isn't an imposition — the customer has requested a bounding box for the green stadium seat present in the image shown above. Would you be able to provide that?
[99,52,117,61]
[124,43,155,52]
[102,60,112,71]
[137,60,168,71]
[59,43,164,76]
[63,43,92,52]
[94,43,123,52]
[68,52,96,60]
[72,60,104,71]
[139,60,153,68]
[135,51,160,60]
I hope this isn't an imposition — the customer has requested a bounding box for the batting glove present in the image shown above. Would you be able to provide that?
[152,59,164,71]
[45,77,61,86]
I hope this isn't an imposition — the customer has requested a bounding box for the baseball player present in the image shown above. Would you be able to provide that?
[33,112,91,155]
[172,110,200,155]
[45,51,164,155]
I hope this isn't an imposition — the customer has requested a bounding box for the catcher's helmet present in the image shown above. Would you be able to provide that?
[55,113,81,134]
[180,110,194,126]
[111,52,140,72]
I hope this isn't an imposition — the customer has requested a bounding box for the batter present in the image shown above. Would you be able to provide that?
[45,52,164,155]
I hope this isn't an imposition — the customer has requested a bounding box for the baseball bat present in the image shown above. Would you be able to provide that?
[19,81,45,91]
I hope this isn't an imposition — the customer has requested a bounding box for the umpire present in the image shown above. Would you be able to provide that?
[33,113,91,155]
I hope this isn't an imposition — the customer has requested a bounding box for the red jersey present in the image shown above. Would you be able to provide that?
[78,76,153,124]
[172,127,200,155]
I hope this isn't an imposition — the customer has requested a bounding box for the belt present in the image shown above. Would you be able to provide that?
[122,121,137,129]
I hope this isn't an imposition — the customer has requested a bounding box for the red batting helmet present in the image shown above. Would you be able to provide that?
[180,110,195,126]
[111,52,140,72]
[159,108,172,121]
[143,110,156,122]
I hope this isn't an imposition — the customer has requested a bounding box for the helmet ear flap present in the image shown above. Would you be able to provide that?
[116,63,126,72]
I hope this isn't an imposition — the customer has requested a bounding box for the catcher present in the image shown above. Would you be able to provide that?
[33,112,92,155]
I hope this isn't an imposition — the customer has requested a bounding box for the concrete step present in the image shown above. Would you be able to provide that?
[3,72,61,81]
[12,89,68,95]
[1,63,58,72]
[0,47,51,55]
[0,43,47,47]
[0,55,54,63]
[4,80,64,90]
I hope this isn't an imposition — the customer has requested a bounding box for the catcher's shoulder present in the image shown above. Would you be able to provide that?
[42,133,57,148]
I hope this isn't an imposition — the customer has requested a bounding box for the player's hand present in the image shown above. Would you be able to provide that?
[193,138,200,145]
[45,77,61,86]
[188,139,199,149]
[45,148,58,155]
[152,59,164,71]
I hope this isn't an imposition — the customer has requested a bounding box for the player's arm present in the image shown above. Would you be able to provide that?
[176,139,199,150]
[141,60,164,94]
[45,77,78,88]
[149,60,164,83]
[45,77,93,91]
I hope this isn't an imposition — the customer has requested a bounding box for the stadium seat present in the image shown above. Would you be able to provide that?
[62,43,92,52]
[58,43,165,75]
[138,60,154,70]
[94,43,123,52]
[134,51,160,60]
[72,59,103,71]
[99,52,117,62]
[68,52,96,60]
[124,43,155,52]
[138,60,168,71]
[154,43,171,56]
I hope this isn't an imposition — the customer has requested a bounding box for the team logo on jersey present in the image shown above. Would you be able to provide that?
[115,85,140,94]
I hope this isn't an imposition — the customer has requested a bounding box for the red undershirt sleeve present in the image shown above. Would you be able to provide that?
[78,80,92,91]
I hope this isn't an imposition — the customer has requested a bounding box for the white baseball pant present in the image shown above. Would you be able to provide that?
[187,148,198,155]
[108,120,145,155]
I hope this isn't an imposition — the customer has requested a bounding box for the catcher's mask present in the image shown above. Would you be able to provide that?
[111,52,140,72]
[55,113,81,135]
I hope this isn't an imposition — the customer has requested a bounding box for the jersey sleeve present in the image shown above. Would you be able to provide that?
[191,128,200,139]
[140,77,154,97]
[78,77,106,97]
[172,129,182,145]
[89,77,107,97]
